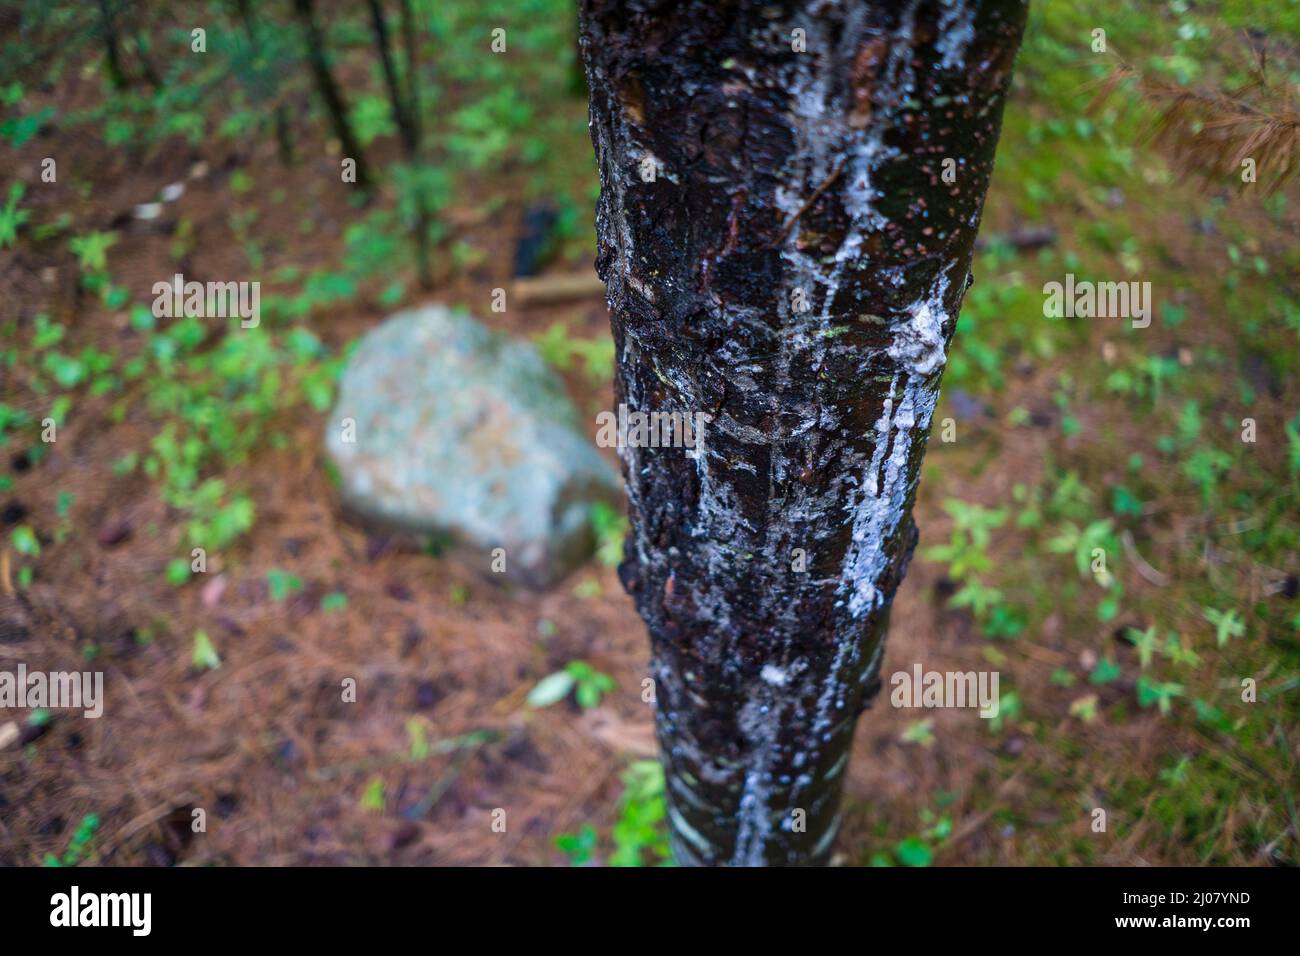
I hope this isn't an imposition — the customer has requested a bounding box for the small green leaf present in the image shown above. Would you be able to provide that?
[11,525,40,556]
[1136,676,1183,714]
[129,304,156,331]
[266,568,303,601]
[1129,626,1160,670]
[1202,607,1244,648]
[527,670,576,708]
[360,777,386,811]
[192,629,221,670]
[576,681,600,710]
[1069,694,1098,723]
[901,718,936,747]
[406,718,429,760]
[555,824,598,865]
[895,837,933,867]
[1089,658,1121,685]
[165,558,191,586]
[1049,667,1076,687]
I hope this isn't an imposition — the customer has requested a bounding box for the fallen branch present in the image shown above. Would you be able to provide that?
[1121,529,1169,587]
[975,226,1057,251]
[512,273,607,306]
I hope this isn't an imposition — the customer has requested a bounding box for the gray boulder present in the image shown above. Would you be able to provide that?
[325,305,619,589]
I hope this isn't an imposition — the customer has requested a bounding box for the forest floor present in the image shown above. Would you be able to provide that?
[1,0,1297,866]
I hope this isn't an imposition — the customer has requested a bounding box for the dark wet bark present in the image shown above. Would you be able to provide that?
[579,0,1027,865]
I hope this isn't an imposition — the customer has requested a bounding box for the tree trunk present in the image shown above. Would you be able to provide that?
[131,29,163,90]
[292,0,372,190]
[578,0,1027,866]
[96,0,126,90]
[367,0,433,289]
[398,0,422,148]
[234,0,295,166]
[365,0,418,155]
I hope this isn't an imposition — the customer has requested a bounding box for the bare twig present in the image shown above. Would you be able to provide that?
[774,160,844,246]
[512,273,607,306]
[1121,529,1168,587]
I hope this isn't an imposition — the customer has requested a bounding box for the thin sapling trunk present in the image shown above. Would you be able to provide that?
[580,0,1027,865]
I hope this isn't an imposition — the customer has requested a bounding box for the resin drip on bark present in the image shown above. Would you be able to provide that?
[579,0,1027,865]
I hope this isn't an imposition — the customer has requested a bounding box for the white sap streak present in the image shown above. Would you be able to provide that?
[889,271,953,376]
[699,0,957,863]
[839,271,953,621]
[842,371,901,618]
[726,0,937,863]
[811,812,843,858]
[725,15,850,865]
[936,0,977,71]
[732,693,779,866]
[732,765,773,866]
[842,0,921,233]
[591,96,637,291]
[668,802,715,860]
